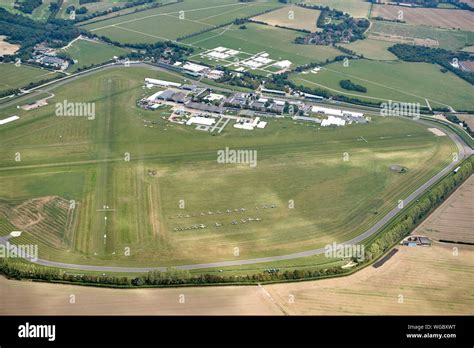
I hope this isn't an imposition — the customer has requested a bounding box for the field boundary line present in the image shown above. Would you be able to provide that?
[191,23,234,45]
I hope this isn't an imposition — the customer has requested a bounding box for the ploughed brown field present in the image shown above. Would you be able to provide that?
[371,5,474,31]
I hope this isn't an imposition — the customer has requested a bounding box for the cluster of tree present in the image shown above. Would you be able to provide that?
[217,70,261,90]
[335,45,359,57]
[14,0,43,14]
[0,8,81,56]
[295,7,369,45]
[48,0,61,20]
[66,5,88,15]
[388,44,474,85]
[363,156,473,263]
[446,114,473,136]
[316,8,346,28]
[455,1,474,11]
[79,0,99,4]
[339,79,367,93]
[132,266,349,286]
[90,34,193,63]
[248,18,310,34]
[371,16,406,24]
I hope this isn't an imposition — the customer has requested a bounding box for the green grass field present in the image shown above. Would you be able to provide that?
[0,63,60,94]
[340,38,398,61]
[0,66,456,268]
[62,39,130,72]
[81,0,284,44]
[0,0,54,20]
[182,22,341,73]
[290,59,474,111]
[368,21,474,51]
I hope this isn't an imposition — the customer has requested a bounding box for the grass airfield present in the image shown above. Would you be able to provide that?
[0,67,455,268]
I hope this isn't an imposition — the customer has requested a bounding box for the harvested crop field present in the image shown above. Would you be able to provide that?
[372,5,474,31]
[2,243,473,315]
[251,5,321,32]
[457,114,474,129]
[302,0,371,18]
[265,244,474,315]
[414,175,473,244]
[0,276,281,315]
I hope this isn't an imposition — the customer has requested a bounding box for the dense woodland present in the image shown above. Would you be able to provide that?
[0,8,80,57]
[14,0,43,14]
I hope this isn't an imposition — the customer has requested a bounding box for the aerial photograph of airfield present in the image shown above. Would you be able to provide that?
[0,0,473,315]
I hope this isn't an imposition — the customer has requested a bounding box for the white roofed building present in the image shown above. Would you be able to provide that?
[145,78,182,88]
[321,116,346,127]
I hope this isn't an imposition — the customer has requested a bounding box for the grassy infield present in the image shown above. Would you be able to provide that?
[0,0,471,276]
[0,67,456,271]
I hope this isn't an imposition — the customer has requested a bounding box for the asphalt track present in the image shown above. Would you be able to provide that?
[0,64,472,273]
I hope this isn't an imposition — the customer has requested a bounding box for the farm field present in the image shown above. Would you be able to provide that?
[414,175,474,244]
[62,38,130,72]
[0,35,20,56]
[266,244,474,315]
[183,22,341,73]
[290,59,474,110]
[2,243,473,315]
[0,67,456,267]
[80,0,284,44]
[299,0,371,18]
[0,63,60,94]
[371,5,474,32]
[368,21,474,51]
[251,5,321,32]
[0,274,281,315]
[340,38,397,60]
